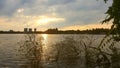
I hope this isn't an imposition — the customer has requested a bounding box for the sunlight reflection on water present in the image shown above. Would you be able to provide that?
[41,34,51,62]
[41,34,48,46]
[42,34,48,40]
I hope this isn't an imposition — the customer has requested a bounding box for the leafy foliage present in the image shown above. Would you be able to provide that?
[102,0,120,41]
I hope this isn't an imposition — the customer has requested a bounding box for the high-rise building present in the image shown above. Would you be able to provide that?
[34,28,37,32]
[29,28,32,32]
[24,28,28,32]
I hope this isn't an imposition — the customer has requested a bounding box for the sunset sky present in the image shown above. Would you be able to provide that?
[0,0,112,31]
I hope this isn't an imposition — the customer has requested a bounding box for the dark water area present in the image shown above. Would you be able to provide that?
[0,34,120,68]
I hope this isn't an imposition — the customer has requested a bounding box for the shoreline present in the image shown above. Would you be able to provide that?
[0,32,107,35]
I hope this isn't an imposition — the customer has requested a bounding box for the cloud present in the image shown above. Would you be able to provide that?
[46,0,76,6]
[61,23,112,30]
[0,0,113,30]
[0,14,65,31]
[36,16,65,25]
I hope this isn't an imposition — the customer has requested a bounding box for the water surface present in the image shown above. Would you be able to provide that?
[0,34,105,68]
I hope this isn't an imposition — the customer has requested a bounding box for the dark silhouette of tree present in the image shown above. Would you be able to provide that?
[102,0,120,41]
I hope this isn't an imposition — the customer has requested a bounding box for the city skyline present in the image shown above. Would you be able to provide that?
[0,27,111,35]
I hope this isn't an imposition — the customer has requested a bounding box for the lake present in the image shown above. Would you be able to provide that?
[0,34,118,68]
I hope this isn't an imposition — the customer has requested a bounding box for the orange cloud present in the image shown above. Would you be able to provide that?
[61,23,112,30]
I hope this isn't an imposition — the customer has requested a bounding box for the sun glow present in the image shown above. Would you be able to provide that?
[61,23,112,30]
[36,16,65,25]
